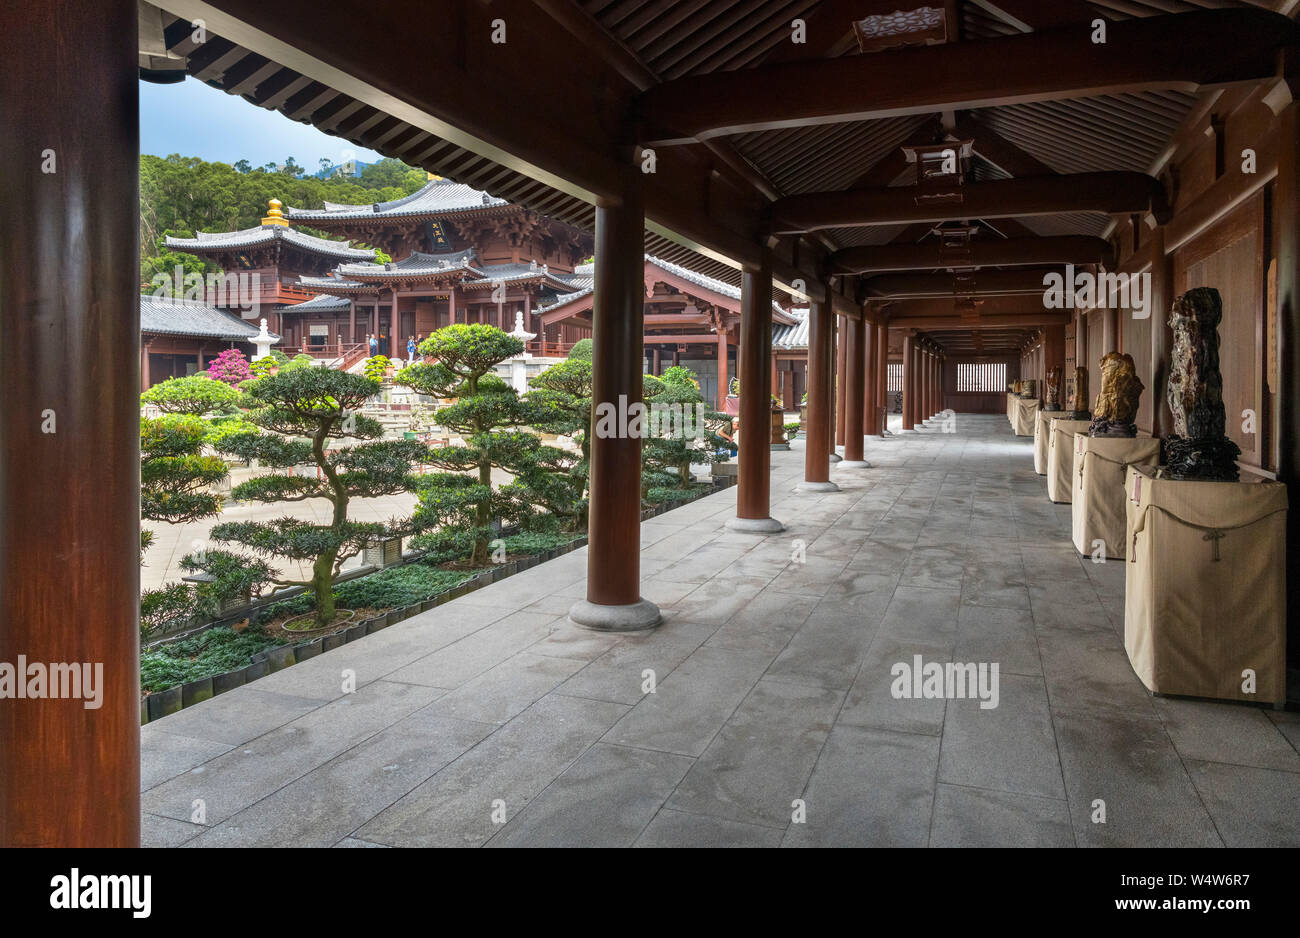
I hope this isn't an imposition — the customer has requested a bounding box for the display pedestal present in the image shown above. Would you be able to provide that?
[1123,466,1288,706]
[1033,410,1069,475]
[1045,419,1092,503]
[1011,396,1039,436]
[1007,392,1017,428]
[1070,435,1160,558]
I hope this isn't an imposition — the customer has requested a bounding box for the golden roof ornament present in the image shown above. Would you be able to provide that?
[261,198,289,227]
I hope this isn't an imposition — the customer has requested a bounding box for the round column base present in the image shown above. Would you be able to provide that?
[770,443,791,451]
[828,452,843,463]
[568,597,661,632]
[797,480,840,493]
[725,516,786,534]
[837,459,872,469]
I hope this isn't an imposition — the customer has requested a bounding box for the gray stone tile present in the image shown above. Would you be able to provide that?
[143,680,443,826]
[938,673,1065,799]
[783,725,939,847]
[555,635,703,706]
[666,679,843,827]
[486,743,693,847]
[384,610,560,688]
[706,587,814,655]
[635,809,784,847]
[1154,698,1300,772]
[1186,760,1300,846]
[602,646,775,756]
[1054,709,1221,847]
[1036,630,1158,719]
[954,604,1041,676]
[878,586,961,645]
[145,687,326,747]
[184,711,494,847]
[766,600,877,690]
[139,729,234,791]
[930,784,1074,847]
[838,635,952,736]
[142,812,204,848]
[423,652,587,725]
[355,694,629,847]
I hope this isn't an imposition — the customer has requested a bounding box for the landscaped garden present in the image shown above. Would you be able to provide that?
[137,326,730,720]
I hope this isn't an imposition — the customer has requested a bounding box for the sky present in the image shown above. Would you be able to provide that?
[139,77,385,169]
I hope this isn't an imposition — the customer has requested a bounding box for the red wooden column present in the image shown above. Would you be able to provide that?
[840,316,870,468]
[918,348,928,422]
[729,252,784,533]
[834,314,847,450]
[716,331,728,409]
[569,176,659,631]
[799,294,839,492]
[875,322,888,435]
[1,0,139,847]
[901,333,916,430]
[1273,83,1300,671]
[861,318,878,436]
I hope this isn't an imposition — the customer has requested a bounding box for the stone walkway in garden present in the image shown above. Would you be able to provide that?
[140,413,1300,847]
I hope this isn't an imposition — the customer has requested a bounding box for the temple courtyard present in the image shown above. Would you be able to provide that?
[139,414,1300,848]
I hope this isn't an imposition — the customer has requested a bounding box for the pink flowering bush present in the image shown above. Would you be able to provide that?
[207,348,253,386]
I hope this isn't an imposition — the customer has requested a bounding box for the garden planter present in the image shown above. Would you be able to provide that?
[322,633,346,652]
[402,602,422,619]
[265,646,295,672]
[147,685,182,721]
[212,668,247,695]
[141,698,149,725]
[294,639,323,661]
[370,612,392,630]
[770,409,785,444]
[344,624,367,643]
[181,677,214,708]
[245,659,270,681]
[362,536,403,569]
[420,598,437,613]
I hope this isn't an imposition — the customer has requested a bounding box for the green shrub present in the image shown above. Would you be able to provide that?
[140,625,284,693]
[363,355,392,381]
[646,484,709,506]
[334,563,481,611]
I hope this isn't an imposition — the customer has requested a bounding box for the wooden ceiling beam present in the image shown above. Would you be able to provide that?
[968,0,1096,33]
[832,235,1111,274]
[636,10,1297,144]
[864,267,1062,298]
[771,172,1168,233]
[887,312,1071,329]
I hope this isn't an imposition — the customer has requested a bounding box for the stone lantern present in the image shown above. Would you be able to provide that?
[247,317,279,361]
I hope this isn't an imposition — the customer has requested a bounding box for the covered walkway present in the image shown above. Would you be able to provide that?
[141,419,1300,848]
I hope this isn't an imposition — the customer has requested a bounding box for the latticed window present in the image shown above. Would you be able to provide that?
[887,362,904,392]
[955,362,1006,392]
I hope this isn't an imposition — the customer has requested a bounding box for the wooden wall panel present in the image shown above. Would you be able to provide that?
[1120,305,1152,434]
[1174,193,1265,467]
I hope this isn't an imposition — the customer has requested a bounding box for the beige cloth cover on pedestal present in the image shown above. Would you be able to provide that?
[1033,410,1069,475]
[1123,466,1288,705]
[1045,420,1092,503]
[1007,393,1017,426]
[1070,435,1160,557]
[1012,396,1039,436]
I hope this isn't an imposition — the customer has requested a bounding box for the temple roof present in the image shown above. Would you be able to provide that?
[278,293,352,312]
[140,294,275,340]
[286,178,510,222]
[772,308,809,350]
[164,224,375,261]
[334,248,478,280]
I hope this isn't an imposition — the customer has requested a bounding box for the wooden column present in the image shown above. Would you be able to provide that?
[862,319,877,435]
[716,331,728,409]
[1148,228,1175,438]
[875,322,888,434]
[1,0,139,847]
[730,253,783,531]
[800,295,838,490]
[902,333,916,430]
[841,317,869,466]
[1273,90,1300,668]
[651,347,661,375]
[570,178,659,631]
[834,314,847,448]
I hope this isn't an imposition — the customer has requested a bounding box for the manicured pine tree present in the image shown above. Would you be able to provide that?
[641,365,730,495]
[394,324,583,565]
[205,368,429,626]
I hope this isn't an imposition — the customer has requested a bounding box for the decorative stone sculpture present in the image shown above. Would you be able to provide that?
[1089,352,1142,437]
[1043,365,1062,411]
[1164,287,1241,481]
[1018,378,1037,399]
[1068,366,1090,419]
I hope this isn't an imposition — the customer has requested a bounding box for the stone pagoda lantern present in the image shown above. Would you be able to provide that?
[247,317,279,361]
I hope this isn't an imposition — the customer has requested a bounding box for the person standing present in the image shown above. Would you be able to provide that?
[407,334,417,363]
[368,332,378,357]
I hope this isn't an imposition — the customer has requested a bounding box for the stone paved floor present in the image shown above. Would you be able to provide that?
[140,413,1300,847]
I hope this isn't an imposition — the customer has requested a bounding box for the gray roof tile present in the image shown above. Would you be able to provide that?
[140,294,276,340]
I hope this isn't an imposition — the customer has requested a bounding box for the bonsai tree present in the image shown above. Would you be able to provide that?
[206,348,254,385]
[141,373,241,415]
[363,354,392,381]
[642,365,729,494]
[203,368,429,626]
[394,324,583,564]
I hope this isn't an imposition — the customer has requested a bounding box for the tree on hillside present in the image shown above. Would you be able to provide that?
[394,325,582,564]
[202,368,428,626]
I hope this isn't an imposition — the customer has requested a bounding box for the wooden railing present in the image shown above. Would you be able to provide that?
[278,342,367,367]
[528,339,573,357]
